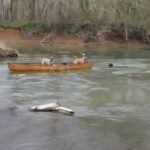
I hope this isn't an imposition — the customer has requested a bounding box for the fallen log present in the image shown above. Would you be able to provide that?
[30,102,74,114]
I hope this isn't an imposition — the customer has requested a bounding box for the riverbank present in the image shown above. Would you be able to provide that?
[0,27,149,48]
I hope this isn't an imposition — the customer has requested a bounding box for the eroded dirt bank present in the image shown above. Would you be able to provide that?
[0,28,149,48]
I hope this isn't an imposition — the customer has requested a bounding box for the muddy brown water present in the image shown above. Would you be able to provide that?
[0,40,150,150]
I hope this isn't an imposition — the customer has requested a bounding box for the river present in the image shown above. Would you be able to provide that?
[0,40,150,150]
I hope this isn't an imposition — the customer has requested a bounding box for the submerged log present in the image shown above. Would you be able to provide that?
[0,47,19,58]
[30,102,74,114]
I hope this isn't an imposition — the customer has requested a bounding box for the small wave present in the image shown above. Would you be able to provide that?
[1,85,11,89]
[112,71,130,75]
[112,70,140,75]
[76,104,150,121]
[97,105,138,120]
[144,71,150,73]
[113,64,147,68]
[8,74,26,79]
[90,87,110,92]
[96,104,150,121]
[11,93,26,98]
[14,142,41,149]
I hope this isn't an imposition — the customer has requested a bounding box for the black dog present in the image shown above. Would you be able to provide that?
[108,63,114,68]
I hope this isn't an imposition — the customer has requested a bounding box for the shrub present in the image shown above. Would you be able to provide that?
[21,21,51,34]
[129,25,146,39]
[0,20,20,28]
[57,19,81,34]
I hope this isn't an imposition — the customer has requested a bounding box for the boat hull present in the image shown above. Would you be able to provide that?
[8,63,93,72]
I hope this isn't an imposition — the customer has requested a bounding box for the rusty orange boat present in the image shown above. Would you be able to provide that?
[8,63,93,72]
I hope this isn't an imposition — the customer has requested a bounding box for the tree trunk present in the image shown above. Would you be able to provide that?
[124,23,128,41]
[0,0,4,19]
[10,0,18,20]
[36,0,47,20]
[80,0,89,14]
[28,0,36,20]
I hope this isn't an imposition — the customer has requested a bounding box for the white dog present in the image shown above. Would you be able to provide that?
[72,53,87,65]
[41,56,53,66]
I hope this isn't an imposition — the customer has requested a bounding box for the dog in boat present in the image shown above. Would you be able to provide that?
[42,56,53,66]
[72,53,87,65]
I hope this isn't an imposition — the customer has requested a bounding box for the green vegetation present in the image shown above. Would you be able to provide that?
[56,20,81,34]
[0,19,82,34]
[0,20,20,29]
[0,20,51,34]
[21,21,50,34]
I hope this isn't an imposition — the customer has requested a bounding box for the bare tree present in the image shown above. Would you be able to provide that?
[0,0,4,19]
[28,0,36,20]
[50,0,66,23]
[10,0,18,20]
[79,0,89,15]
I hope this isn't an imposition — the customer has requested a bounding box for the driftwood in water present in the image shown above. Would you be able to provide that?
[30,102,74,114]
[0,47,19,58]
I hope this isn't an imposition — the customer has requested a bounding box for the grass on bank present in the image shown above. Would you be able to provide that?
[0,20,20,29]
[0,20,51,34]
[0,20,82,34]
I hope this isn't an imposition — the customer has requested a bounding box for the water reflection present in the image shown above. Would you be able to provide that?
[3,39,150,58]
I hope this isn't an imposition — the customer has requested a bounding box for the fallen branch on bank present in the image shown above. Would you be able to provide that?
[40,33,55,43]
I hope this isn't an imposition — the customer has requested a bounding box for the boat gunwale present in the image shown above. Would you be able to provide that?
[8,62,93,66]
[8,62,93,72]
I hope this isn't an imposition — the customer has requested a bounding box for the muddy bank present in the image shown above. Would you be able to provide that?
[0,28,42,40]
[0,28,149,48]
[0,28,84,44]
